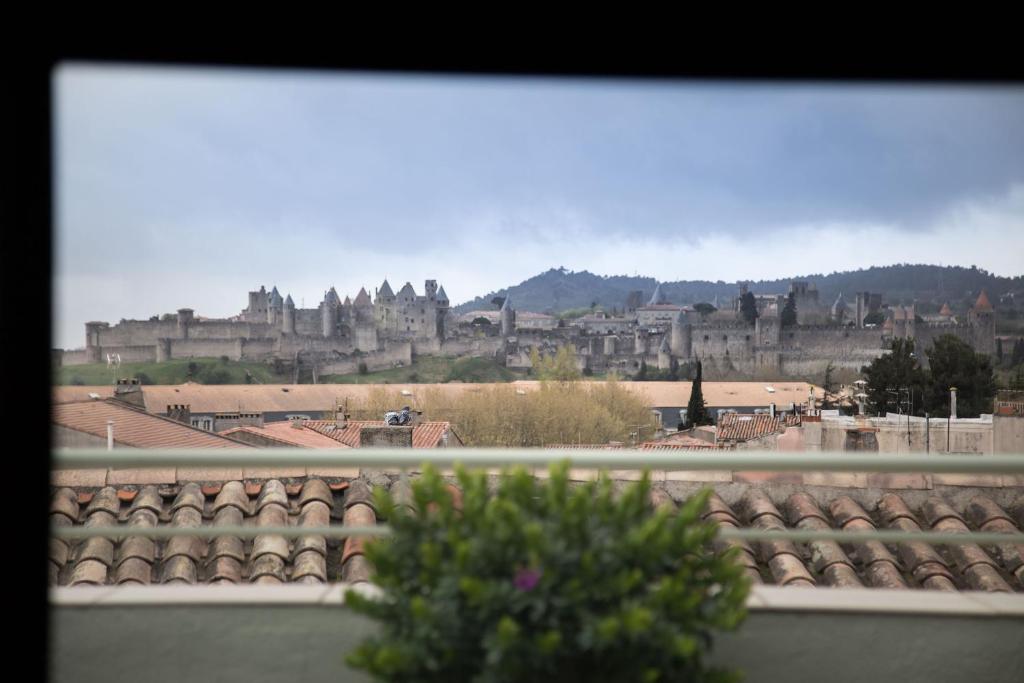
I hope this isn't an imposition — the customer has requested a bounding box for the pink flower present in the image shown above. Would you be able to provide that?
[514,567,542,591]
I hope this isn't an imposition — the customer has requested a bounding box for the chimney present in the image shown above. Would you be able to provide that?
[167,404,191,425]
[769,402,776,418]
[950,387,958,420]
[106,420,114,451]
[291,417,306,429]
[113,378,145,409]
[335,401,349,429]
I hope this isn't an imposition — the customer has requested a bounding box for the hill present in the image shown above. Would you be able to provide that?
[454,265,1023,315]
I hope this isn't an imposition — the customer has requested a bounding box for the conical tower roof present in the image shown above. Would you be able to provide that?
[325,287,340,305]
[354,287,372,306]
[379,279,394,298]
[831,292,847,315]
[269,286,283,305]
[343,295,352,306]
[437,285,449,302]
[972,290,993,312]
[284,294,294,307]
[658,335,671,352]
[648,283,666,305]
[939,302,953,316]
[398,282,417,298]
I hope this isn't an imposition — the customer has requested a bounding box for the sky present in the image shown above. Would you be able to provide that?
[54,64,1024,349]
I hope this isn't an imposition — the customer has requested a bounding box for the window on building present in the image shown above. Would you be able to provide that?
[723,335,728,341]
[704,335,709,341]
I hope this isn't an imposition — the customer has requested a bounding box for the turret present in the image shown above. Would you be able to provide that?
[500,295,515,337]
[267,286,283,325]
[670,309,691,358]
[282,294,295,335]
[968,290,996,355]
[657,335,671,370]
[177,308,194,340]
[425,279,438,301]
[321,291,337,338]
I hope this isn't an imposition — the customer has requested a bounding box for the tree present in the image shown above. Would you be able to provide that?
[668,356,680,382]
[863,311,885,326]
[135,372,153,385]
[780,292,797,327]
[693,302,717,318]
[358,361,369,375]
[1013,339,1024,366]
[685,360,713,427]
[925,334,996,418]
[860,338,927,416]
[996,338,1003,364]
[531,346,581,382]
[822,361,836,408]
[635,359,648,381]
[471,316,492,326]
[739,291,759,325]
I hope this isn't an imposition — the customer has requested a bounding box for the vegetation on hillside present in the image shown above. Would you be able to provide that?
[56,358,291,386]
[453,265,1023,316]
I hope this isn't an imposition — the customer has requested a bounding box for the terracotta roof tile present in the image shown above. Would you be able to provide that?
[53,399,251,449]
[304,420,459,448]
[49,472,1023,593]
[55,381,824,417]
[717,413,793,442]
[220,422,352,449]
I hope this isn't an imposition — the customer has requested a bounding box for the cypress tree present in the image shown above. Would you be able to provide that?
[686,360,712,427]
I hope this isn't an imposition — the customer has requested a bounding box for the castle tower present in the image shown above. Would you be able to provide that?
[604,335,617,355]
[905,303,917,341]
[84,321,108,363]
[435,285,450,338]
[855,292,865,328]
[267,286,283,326]
[321,288,340,339]
[177,308,194,340]
[500,295,515,337]
[282,294,295,335]
[424,279,438,301]
[657,335,671,370]
[968,290,996,355]
[375,279,396,333]
[670,309,692,358]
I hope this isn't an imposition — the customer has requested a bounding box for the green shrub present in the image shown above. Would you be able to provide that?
[346,462,749,682]
[134,372,153,385]
[358,361,369,375]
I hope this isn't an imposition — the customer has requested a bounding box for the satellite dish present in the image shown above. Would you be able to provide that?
[400,390,413,396]
[88,392,101,400]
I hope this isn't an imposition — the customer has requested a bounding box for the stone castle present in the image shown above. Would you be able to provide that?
[64,280,458,376]
[61,278,996,382]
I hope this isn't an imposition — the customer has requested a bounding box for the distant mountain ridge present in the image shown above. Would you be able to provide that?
[453,265,1023,315]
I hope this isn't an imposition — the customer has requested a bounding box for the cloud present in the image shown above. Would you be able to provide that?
[51,66,1024,347]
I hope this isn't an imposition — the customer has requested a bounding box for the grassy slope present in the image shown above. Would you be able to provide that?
[55,358,291,385]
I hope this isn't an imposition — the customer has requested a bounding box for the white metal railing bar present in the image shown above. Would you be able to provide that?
[50,448,1024,473]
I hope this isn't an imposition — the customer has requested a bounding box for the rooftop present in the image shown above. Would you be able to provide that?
[48,469,1024,592]
[54,381,823,414]
[53,400,251,450]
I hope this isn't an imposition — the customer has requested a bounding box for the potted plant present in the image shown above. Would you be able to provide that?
[346,462,750,682]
